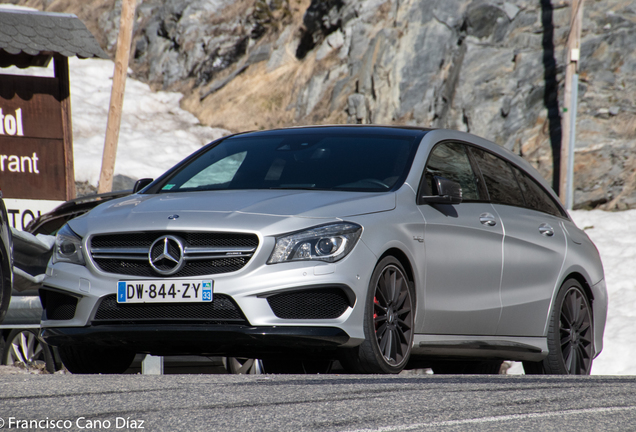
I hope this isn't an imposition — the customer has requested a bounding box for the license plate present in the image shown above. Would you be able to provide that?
[117,280,213,303]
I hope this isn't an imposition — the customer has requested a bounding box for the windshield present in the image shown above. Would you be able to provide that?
[157,130,421,193]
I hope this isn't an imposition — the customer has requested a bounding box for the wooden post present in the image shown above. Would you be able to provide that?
[98,0,137,193]
[560,0,584,204]
[54,54,76,200]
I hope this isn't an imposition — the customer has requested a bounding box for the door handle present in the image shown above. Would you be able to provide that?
[539,223,554,237]
[479,213,497,227]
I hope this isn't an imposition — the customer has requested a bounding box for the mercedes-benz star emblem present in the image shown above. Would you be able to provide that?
[149,235,186,275]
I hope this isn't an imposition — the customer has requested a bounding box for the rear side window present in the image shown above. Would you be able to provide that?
[510,165,565,217]
[469,147,525,207]
[424,142,481,201]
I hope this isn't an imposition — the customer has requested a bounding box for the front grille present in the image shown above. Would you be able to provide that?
[267,288,351,319]
[93,294,248,325]
[40,289,78,321]
[93,257,249,277]
[91,232,258,249]
[90,231,258,277]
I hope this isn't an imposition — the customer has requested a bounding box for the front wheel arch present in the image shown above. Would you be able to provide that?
[340,255,415,374]
[377,248,416,308]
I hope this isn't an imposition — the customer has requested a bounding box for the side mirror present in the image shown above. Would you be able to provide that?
[133,178,154,193]
[419,176,463,205]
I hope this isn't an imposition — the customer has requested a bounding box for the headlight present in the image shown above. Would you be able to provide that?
[268,223,362,264]
[52,224,85,265]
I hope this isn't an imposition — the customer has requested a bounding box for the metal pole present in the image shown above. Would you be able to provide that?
[566,73,579,210]
[560,0,584,204]
[98,0,137,193]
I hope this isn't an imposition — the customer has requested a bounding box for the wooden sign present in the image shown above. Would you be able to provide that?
[0,68,72,201]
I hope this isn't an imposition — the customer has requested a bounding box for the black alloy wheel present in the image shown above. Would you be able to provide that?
[373,262,413,366]
[557,282,594,374]
[524,279,593,375]
[341,256,414,374]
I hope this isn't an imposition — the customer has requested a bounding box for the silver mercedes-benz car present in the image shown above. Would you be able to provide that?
[40,126,607,375]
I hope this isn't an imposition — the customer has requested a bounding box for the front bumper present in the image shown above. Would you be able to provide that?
[40,236,378,355]
[591,278,608,358]
[40,324,350,358]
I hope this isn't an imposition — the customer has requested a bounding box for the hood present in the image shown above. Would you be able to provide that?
[68,190,395,236]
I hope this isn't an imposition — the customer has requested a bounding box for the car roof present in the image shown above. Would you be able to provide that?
[226,124,435,139]
[227,126,553,190]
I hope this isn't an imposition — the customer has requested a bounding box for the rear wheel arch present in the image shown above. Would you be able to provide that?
[525,277,594,375]
[560,272,596,348]
[545,272,596,342]
[561,271,594,305]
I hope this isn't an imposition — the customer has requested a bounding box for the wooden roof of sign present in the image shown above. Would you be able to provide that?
[0,8,108,68]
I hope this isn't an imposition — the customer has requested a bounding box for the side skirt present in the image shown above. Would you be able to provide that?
[411,334,548,362]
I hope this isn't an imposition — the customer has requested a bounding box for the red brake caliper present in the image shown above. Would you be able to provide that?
[373,296,379,333]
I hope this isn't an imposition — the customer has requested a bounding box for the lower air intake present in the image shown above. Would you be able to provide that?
[267,288,352,319]
[92,294,248,325]
[40,289,78,321]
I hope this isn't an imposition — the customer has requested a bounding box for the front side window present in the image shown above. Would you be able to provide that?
[157,131,420,193]
[469,147,525,207]
[423,142,480,201]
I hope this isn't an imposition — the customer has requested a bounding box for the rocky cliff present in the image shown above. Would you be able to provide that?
[15,0,636,209]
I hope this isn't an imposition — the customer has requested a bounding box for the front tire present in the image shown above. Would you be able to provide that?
[58,345,135,374]
[524,279,594,375]
[341,256,414,374]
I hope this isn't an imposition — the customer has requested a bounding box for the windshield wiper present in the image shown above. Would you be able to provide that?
[269,186,330,191]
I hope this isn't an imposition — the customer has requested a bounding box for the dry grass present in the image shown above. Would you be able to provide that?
[175,0,328,131]
[184,60,303,131]
[209,0,255,26]
[613,114,636,139]
[184,31,349,131]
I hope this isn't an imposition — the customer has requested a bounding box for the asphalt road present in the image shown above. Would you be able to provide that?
[1,374,635,432]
